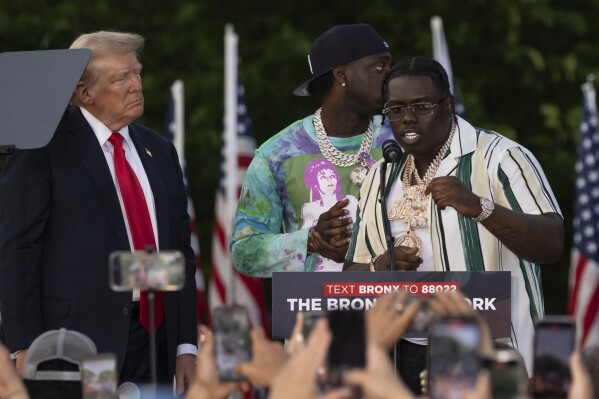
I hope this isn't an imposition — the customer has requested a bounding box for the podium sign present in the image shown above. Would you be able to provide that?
[272,271,511,339]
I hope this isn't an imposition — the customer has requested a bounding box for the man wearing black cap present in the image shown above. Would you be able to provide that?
[230,24,393,276]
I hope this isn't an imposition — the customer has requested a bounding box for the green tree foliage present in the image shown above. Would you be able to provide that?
[2,0,598,313]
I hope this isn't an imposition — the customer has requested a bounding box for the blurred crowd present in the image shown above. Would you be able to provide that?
[1,291,596,399]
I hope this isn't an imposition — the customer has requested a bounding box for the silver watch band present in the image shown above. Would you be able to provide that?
[473,197,494,223]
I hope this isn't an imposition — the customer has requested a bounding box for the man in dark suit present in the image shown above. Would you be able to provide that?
[0,31,197,394]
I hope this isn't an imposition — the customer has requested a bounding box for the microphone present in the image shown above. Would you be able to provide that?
[378,140,402,271]
[382,139,403,163]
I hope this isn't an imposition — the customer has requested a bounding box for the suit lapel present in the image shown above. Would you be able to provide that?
[129,125,170,249]
[65,108,130,249]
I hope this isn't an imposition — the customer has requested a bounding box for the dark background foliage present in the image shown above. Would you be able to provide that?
[2,0,597,314]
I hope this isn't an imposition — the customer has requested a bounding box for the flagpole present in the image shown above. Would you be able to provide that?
[170,80,185,166]
[224,24,239,306]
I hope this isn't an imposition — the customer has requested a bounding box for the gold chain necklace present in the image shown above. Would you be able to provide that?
[387,122,456,255]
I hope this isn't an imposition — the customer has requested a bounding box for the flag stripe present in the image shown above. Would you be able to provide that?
[211,261,227,304]
[568,254,587,314]
[215,214,227,254]
[582,269,599,345]
[238,155,252,168]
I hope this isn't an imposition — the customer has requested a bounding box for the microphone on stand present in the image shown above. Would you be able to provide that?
[378,140,403,271]
[382,139,403,163]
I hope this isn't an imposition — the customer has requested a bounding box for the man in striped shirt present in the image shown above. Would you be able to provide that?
[345,57,564,392]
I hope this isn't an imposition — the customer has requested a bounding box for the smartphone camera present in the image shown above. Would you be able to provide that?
[482,348,528,399]
[428,315,481,399]
[302,310,327,341]
[532,316,575,398]
[409,296,434,332]
[81,353,117,399]
[326,310,366,389]
[109,250,184,292]
[213,305,252,382]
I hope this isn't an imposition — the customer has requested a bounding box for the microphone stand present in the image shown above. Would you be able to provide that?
[148,290,157,387]
[378,161,396,271]
[378,159,401,375]
[140,290,159,399]
[144,247,158,399]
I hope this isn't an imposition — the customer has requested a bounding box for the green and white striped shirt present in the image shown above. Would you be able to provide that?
[347,116,562,374]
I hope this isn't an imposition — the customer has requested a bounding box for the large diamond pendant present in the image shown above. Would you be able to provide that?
[394,230,422,256]
[350,165,369,188]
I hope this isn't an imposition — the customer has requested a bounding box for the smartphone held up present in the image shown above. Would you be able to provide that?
[213,305,252,382]
[326,309,366,388]
[109,250,185,292]
[532,316,575,398]
[482,348,528,399]
[428,315,481,399]
[81,353,117,399]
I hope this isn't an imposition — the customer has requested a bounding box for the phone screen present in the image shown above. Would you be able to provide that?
[532,317,575,398]
[483,349,527,399]
[213,305,252,381]
[302,310,327,340]
[326,310,366,388]
[81,353,117,399]
[428,316,480,399]
[109,250,185,291]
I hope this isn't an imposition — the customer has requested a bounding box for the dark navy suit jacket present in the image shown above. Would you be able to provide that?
[0,106,197,377]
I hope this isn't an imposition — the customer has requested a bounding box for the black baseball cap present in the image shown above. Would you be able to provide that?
[293,24,390,96]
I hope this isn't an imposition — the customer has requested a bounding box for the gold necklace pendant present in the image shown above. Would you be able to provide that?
[388,197,411,221]
[388,184,426,256]
[388,185,428,224]
[387,168,428,256]
[395,230,422,256]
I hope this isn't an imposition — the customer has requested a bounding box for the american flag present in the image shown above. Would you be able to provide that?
[208,80,269,333]
[568,75,599,349]
[164,80,207,322]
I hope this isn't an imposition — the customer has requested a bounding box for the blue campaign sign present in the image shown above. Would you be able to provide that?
[272,271,511,339]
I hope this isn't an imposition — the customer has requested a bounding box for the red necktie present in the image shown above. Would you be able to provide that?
[109,132,164,332]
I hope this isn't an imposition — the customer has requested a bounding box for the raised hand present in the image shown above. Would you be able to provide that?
[309,200,353,262]
[426,176,480,217]
[343,340,416,399]
[371,246,422,271]
[0,345,29,399]
[268,319,351,399]
[235,327,289,387]
[366,291,421,350]
[185,325,246,399]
